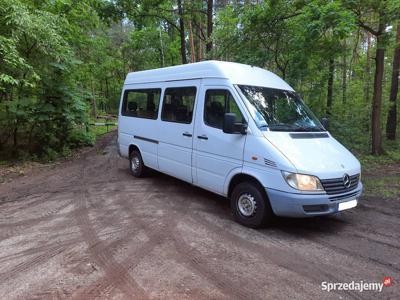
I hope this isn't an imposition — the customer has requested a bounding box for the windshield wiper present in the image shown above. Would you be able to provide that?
[293,125,323,132]
[267,124,322,132]
[267,124,299,131]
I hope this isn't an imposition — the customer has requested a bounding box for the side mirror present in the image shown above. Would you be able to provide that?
[223,113,247,134]
[321,117,329,130]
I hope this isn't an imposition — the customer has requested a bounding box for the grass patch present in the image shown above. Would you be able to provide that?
[357,141,400,200]
[362,176,400,199]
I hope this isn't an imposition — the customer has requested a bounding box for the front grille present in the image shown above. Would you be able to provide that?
[320,174,360,195]
[329,190,359,201]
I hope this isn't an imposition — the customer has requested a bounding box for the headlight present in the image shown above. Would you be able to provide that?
[282,171,323,191]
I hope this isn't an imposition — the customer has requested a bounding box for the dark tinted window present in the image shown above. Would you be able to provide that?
[161,87,196,124]
[204,90,244,129]
[122,89,161,119]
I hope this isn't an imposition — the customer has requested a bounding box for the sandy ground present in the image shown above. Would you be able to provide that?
[0,132,399,299]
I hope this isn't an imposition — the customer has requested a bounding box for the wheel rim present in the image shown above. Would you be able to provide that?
[131,156,140,171]
[237,193,256,217]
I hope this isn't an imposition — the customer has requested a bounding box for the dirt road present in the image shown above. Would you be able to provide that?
[0,133,399,299]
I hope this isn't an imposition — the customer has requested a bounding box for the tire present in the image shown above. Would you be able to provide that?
[230,181,274,228]
[129,150,147,178]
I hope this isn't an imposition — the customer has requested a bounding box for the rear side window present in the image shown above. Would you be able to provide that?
[204,89,244,129]
[161,87,197,124]
[122,89,161,119]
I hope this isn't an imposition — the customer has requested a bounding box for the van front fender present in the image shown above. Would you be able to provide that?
[224,163,293,196]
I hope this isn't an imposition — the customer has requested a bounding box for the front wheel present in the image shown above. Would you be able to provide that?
[129,150,147,178]
[230,182,274,228]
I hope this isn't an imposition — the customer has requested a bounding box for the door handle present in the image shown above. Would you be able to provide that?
[197,135,208,140]
[182,132,192,137]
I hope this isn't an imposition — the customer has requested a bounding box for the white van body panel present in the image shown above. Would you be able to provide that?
[263,131,361,179]
[118,61,363,218]
[156,80,200,183]
[239,134,298,192]
[193,79,248,194]
[118,82,162,169]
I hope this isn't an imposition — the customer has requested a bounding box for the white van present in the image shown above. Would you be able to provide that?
[118,61,362,228]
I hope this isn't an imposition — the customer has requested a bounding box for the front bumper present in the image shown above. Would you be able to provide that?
[266,182,363,217]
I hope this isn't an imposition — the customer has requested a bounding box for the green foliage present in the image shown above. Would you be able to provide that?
[67,129,95,148]
[0,0,98,159]
[123,26,180,70]
[213,0,400,155]
[0,0,399,162]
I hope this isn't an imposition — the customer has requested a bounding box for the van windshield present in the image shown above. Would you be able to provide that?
[237,85,325,132]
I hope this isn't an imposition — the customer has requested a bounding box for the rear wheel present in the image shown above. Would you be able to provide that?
[230,181,273,228]
[129,150,147,177]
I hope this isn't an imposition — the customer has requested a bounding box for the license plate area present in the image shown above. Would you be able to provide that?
[338,199,357,211]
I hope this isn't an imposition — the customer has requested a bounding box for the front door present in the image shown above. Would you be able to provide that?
[157,81,199,183]
[193,85,247,194]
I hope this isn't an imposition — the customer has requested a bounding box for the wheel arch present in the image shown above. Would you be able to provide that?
[128,143,141,157]
[227,172,267,199]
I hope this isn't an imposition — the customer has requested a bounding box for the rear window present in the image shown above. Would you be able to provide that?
[121,89,161,119]
[161,87,197,124]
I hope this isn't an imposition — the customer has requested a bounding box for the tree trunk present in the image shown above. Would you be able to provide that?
[13,122,18,148]
[197,23,203,61]
[189,21,196,63]
[365,31,371,102]
[371,27,385,155]
[91,79,97,119]
[206,0,213,55]
[177,0,187,64]
[105,78,109,101]
[326,58,334,115]
[159,25,165,67]
[386,24,400,140]
[342,41,347,103]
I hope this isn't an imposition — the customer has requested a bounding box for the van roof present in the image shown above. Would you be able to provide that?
[124,60,293,91]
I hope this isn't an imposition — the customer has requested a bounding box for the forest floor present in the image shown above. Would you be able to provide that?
[0,132,399,299]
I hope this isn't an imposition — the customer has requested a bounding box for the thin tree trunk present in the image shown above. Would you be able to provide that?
[121,21,126,75]
[27,123,36,152]
[206,0,213,55]
[189,21,196,63]
[193,24,199,61]
[386,24,400,140]
[177,0,187,64]
[371,20,385,155]
[198,23,203,61]
[365,32,371,102]
[105,78,109,100]
[13,122,18,148]
[342,41,347,103]
[326,58,334,115]
[159,25,165,67]
[91,79,97,119]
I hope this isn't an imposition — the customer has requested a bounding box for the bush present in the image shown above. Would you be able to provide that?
[67,129,95,149]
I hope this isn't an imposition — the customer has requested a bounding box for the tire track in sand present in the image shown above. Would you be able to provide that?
[72,144,148,299]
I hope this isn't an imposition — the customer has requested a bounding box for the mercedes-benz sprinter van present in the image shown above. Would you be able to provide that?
[118,61,362,228]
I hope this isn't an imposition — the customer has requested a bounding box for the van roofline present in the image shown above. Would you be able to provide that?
[124,77,223,85]
[124,60,294,91]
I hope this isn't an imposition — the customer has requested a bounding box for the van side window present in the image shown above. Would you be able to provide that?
[204,90,244,129]
[122,89,161,119]
[161,87,196,124]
